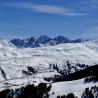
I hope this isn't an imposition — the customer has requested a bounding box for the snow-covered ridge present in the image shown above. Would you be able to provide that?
[0,39,16,48]
[0,40,98,91]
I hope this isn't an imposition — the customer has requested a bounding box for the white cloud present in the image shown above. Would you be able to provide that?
[10,2,85,16]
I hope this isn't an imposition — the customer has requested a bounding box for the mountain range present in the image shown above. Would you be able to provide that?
[11,35,85,48]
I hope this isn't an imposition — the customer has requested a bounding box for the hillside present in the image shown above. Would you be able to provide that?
[0,40,98,89]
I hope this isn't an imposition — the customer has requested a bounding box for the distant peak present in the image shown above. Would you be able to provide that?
[10,35,85,48]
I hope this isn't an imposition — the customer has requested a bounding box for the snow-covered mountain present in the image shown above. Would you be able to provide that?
[11,35,84,48]
[0,39,98,97]
[0,39,16,48]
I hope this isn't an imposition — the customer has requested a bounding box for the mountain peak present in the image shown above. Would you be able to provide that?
[36,35,51,44]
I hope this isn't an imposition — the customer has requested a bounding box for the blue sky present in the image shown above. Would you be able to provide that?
[0,0,98,39]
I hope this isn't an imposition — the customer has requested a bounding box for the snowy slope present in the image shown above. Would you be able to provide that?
[49,78,98,98]
[0,40,98,90]
[0,39,16,48]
